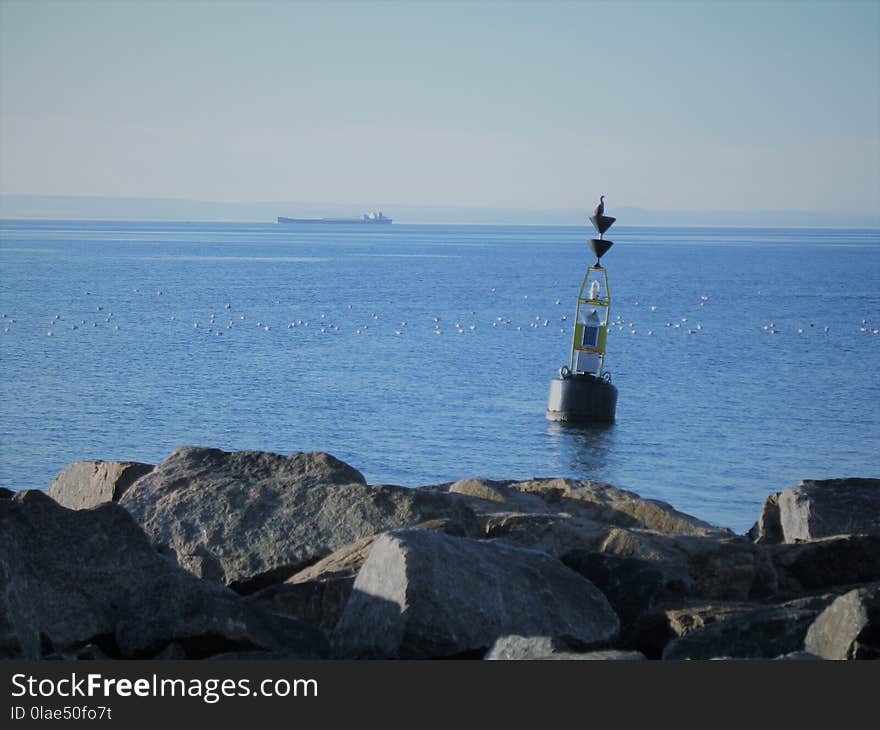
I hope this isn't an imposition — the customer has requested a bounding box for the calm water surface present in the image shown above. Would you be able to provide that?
[1,220,878,532]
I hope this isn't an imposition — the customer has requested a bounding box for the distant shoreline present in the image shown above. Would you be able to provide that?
[2,195,878,229]
[1,217,879,232]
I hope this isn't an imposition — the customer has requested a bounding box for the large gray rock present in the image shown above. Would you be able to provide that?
[249,578,354,636]
[48,460,154,510]
[0,490,326,659]
[627,601,761,659]
[661,594,836,660]
[484,512,610,557]
[578,529,880,655]
[432,477,729,537]
[581,527,778,603]
[120,447,478,590]
[672,534,778,600]
[485,636,643,661]
[561,549,687,641]
[484,635,643,660]
[804,583,880,659]
[771,478,880,544]
[747,493,783,544]
[249,516,478,632]
[560,530,780,656]
[767,535,880,596]
[334,529,620,659]
[484,635,580,660]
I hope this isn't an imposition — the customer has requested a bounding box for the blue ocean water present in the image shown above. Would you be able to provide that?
[1,220,878,532]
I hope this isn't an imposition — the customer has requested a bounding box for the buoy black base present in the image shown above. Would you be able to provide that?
[546,373,618,423]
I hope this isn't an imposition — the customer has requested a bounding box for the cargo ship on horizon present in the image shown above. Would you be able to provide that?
[277,211,392,225]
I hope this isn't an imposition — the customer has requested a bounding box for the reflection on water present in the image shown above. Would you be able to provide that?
[545,421,617,476]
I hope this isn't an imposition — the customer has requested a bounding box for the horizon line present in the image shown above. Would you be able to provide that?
[2,216,879,232]
[1,194,879,229]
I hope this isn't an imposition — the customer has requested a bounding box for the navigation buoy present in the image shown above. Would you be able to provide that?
[546,196,619,423]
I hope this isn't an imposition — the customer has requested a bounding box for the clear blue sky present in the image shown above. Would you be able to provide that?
[1,0,878,214]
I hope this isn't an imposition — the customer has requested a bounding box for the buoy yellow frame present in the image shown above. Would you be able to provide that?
[569,264,610,375]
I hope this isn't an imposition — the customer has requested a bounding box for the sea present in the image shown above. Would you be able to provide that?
[1,220,878,533]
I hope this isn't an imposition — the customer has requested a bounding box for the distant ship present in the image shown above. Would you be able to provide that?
[277,211,392,224]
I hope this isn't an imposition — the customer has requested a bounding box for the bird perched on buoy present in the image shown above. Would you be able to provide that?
[589,195,616,244]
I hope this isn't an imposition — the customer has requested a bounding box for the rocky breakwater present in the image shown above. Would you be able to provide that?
[4,447,878,660]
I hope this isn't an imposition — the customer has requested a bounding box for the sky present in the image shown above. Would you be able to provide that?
[1,0,878,219]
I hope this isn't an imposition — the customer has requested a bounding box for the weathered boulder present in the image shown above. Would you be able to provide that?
[437,476,707,533]
[484,635,643,660]
[747,493,783,544]
[581,528,778,603]
[484,513,609,557]
[541,526,780,656]
[0,490,327,659]
[249,516,479,631]
[484,635,580,660]
[447,478,549,512]
[675,534,778,600]
[0,488,14,499]
[629,601,766,658]
[485,636,643,660]
[767,535,880,596]
[661,594,836,660]
[48,460,154,510]
[120,447,478,591]
[561,549,687,640]
[285,536,377,585]
[558,526,783,655]
[477,517,774,657]
[751,478,880,544]
[804,583,880,659]
[430,477,729,537]
[249,579,354,636]
[334,529,619,659]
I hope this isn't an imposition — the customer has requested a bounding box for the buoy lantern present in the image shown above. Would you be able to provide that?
[546,196,619,422]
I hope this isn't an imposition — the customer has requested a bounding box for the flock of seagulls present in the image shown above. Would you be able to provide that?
[1,288,876,341]
[604,296,709,337]
[762,322,834,335]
